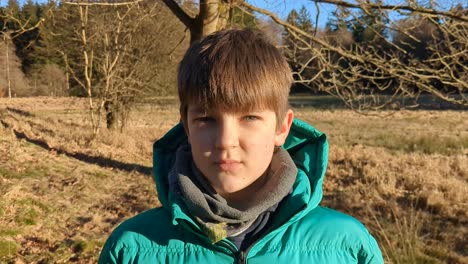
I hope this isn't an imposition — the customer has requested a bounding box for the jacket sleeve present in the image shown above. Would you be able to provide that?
[98,236,120,264]
[358,231,384,264]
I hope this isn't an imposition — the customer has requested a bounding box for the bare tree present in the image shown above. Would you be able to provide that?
[59,0,185,133]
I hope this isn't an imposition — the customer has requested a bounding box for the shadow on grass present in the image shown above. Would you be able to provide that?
[6,107,36,117]
[13,130,152,176]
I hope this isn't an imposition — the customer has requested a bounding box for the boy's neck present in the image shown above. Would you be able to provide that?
[219,170,270,211]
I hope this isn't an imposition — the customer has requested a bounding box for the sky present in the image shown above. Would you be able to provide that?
[249,0,338,27]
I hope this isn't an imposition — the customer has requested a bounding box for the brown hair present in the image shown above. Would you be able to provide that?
[177,28,292,126]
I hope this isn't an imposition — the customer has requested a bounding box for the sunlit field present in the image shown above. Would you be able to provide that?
[1,97,466,263]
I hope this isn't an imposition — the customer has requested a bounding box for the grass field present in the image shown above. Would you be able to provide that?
[0,97,467,263]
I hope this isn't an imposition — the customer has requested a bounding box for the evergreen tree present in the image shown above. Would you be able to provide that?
[324,6,354,49]
[11,0,45,73]
[283,6,318,94]
[283,6,315,47]
[286,9,298,25]
[297,6,313,33]
[6,0,20,17]
[326,6,350,32]
[32,0,65,67]
[3,0,21,30]
[283,8,298,48]
[27,1,69,96]
[349,0,389,43]
[22,0,39,27]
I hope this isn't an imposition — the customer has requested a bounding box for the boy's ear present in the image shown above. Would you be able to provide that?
[274,109,294,146]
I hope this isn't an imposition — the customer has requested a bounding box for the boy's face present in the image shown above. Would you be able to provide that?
[185,104,293,199]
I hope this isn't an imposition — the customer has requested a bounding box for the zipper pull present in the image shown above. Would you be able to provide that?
[238,251,246,264]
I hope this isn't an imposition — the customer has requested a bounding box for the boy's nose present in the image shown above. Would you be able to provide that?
[215,121,239,149]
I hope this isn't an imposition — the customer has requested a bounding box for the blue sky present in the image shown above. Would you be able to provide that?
[249,0,338,27]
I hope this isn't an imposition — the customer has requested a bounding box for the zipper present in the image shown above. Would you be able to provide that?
[237,251,246,264]
[234,204,309,264]
[235,235,260,264]
[218,240,246,264]
[177,221,248,263]
[217,239,239,258]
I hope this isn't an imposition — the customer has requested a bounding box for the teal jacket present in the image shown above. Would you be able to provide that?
[99,119,384,263]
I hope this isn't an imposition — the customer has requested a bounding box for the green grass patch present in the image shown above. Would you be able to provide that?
[88,170,110,179]
[71,239,104,254]
[15,208,39,226]
[16,198,51,213]
[13,198,51,226]
[0,228,21,237]
[0,167,22,179]
[49,238,104,261]
[0,240,18,258]
[0,165,51,180]
[24,166,51,179]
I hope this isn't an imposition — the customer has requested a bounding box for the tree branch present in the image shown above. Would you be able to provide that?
[239,1,365,63]
[161,0,195,28]
[63,0,144,6]
[313,0,468,22]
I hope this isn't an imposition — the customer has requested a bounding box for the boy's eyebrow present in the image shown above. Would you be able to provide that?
[188,107,208,115]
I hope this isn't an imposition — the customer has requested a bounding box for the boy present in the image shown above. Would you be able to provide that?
[99,29,383,263]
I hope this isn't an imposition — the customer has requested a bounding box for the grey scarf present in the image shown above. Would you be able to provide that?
[169,144,297,243]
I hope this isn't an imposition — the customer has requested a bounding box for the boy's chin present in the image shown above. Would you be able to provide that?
[211,181,251,196]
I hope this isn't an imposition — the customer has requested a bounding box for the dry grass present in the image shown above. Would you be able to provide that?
[0,127,158,263]
[294,108,468,155]
[0,97,466,263]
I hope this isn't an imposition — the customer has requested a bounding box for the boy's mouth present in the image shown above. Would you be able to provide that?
[215,159,241,171]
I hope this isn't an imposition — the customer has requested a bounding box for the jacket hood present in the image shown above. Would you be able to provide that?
[153,118,328,222]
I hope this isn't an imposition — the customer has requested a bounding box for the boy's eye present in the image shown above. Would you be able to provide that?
[194,116,214,123]
[243,115,260,121]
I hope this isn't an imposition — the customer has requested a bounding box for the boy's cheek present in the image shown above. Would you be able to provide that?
[195,133,214,147]
[187,128,208,143]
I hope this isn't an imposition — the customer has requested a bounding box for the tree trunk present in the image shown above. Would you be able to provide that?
[104,100,118,130]
[199,0,220,37]
[4,33,12,99]
[162,0,232,44]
